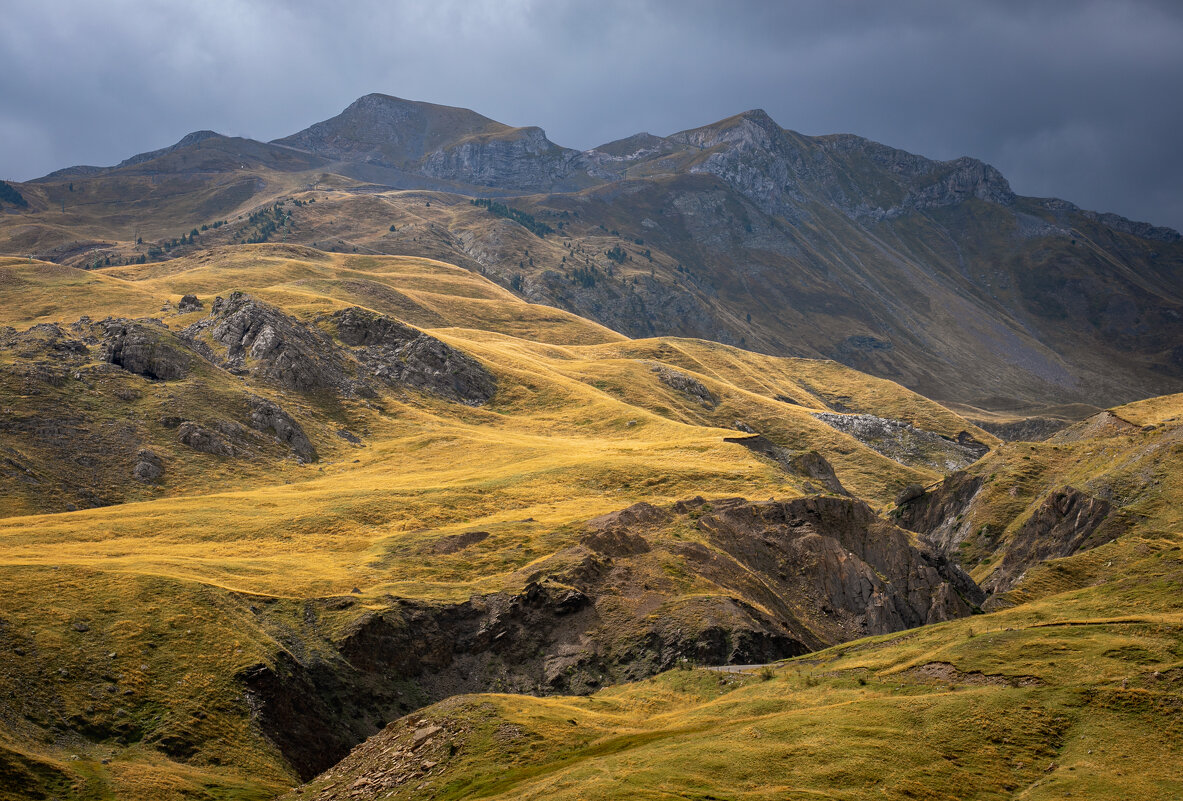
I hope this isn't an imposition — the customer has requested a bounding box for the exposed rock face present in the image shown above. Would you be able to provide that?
[247,397,317,462]
[236,495,982,779]
[652,363,717,407]
[132,449,164,483]
[327,307,496,405]
[691,496,983,634]
[419,127,579,192]
[177,422,234,456]
[182,295,496,404]
[894,471,985,555]
[982,487,1129,595]
[184,292,350,394]
[723,434,848,495]
[99,321,191,381]
[812,412,989,471]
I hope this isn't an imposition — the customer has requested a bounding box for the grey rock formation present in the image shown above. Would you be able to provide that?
[99,321,191,381]
[723,434,848,495]
[132,449,164,483]
[694,496,984,633]
[177,422,234,457]
[327,307,496,405]
[419,127,579,192]
[177,294,203,313]
[184,292,351,394]
[982,487,1128,595]
[812,412,988,471]
[893,472,985,554]
[247,397,317,462]
[651,363,717,407]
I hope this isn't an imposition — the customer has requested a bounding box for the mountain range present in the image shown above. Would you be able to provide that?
[4,92,1181,412]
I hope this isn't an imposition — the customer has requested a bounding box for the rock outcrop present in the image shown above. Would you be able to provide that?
[247,397,317,462]
[235,494,982,779]
[99,320,191,381]
[132,449,164,483]
[184,292,351,394]
[690,496,984,634]
[894,471,986,554]
[982,487,1129,595]
[651,363,717,407]
[813,412,988,471]
[723,434,848,495]
[326,307,496,405]
[177,422,234,457]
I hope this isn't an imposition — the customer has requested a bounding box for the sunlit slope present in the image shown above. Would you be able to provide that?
[0,245,989,594]
[0,244,1003,799]
[291,536,1183,801]
[0,245,992,519]
[892,393,1183,601]
[1,248,624,344]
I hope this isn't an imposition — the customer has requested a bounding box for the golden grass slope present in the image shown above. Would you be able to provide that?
[0,244,1000,799]
[0,246,990,597]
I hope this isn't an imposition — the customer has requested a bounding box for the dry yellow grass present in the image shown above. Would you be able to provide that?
[0,245,1005,799]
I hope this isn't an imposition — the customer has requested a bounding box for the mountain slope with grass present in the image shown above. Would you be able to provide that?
[283,394,1183,801]
[0,245,1010,799]
[3,95,1180,409]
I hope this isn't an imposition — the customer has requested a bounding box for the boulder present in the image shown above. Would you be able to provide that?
[177,294,204,312]
[132,449,164,483]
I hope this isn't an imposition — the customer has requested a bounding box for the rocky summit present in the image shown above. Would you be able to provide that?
[0,90,1181,801]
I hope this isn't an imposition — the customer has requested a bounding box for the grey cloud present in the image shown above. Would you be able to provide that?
[1,0,1180,229]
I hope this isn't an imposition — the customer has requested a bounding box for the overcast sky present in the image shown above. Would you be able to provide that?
[3,0,1181,230]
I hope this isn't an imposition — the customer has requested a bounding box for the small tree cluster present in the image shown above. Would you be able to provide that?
[471,198,554,237]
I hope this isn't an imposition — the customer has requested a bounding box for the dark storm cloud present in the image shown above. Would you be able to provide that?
[2,0,1181,229]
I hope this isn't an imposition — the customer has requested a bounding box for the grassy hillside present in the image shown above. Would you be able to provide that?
[0,246,1002,799]
[272,390,1183,801]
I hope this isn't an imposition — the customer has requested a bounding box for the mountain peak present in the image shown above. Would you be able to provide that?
[116,130,226,168]
[273,93,512,166]
[736,108,776,126]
